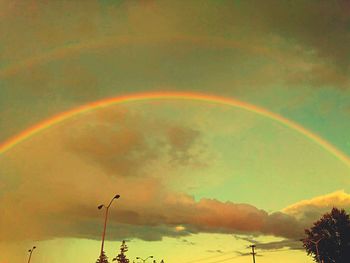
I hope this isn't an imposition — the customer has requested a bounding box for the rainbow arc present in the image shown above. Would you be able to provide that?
[0,91,349,170]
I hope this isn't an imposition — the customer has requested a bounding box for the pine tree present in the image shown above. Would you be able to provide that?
[113,240,130,263]
[96,251,109,263]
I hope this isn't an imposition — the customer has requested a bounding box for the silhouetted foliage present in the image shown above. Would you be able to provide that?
[113,240,129,263]
[96,251,109,263]
[302,207,350,263]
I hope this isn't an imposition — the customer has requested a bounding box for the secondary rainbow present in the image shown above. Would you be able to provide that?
[1,91,349,169]
[0,35,282,79]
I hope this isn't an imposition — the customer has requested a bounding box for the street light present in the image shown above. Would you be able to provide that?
[136,256,153,263]
[27,246,36,263]
[98,194,120,260]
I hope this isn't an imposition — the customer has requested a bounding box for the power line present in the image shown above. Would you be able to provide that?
[184,243,301,263]
[206,255,241,263]
[185,245,299,263]
[258,248,296,254]
[184,251,237,263]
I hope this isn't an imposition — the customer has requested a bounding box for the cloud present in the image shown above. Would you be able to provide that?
[234,235,303,251]
[283,190,350,221]
[175,225,186,232]
[63,106,204,176]
[2,0,350,147]
[0,107,343,243]
[0,105,207,241]
[165,126,201,165]
[1,2,350,262]
[83,194,309,241]
[236,1,350,70]
[257,239,303,251]
[182,239,195,246]
[1,103,350,244]
[0,182,306,242]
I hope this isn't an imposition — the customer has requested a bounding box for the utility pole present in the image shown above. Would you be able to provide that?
[249,245,256,263]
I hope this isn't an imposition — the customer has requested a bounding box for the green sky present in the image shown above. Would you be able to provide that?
[1,1,350,263]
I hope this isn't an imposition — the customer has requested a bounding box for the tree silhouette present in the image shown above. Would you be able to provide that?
[302,207,350,263]
[113,240,130,263]
[96,251,109,263]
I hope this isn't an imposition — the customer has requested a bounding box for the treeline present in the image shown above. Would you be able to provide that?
[96,240,165,263]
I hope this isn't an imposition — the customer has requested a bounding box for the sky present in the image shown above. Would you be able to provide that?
[1,1,350,262]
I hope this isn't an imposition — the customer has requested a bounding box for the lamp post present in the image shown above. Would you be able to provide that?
[311,237,324,263]
[27,246,36,263]
[98,194,120,260]
[136,256,153,263]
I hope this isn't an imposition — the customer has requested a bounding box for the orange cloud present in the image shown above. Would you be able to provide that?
[283,190,350,219]
[0,106,348,244]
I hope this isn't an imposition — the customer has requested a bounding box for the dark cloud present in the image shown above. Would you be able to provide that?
[166,126,201,165]
[289,2,350,69]
[203,0,350,89]
[231,0,350,69]
[257,239,303,251]
[63,107,204,176]
[2,0,350,146]
[262,212,304,239]
[234,235,303,251]
[182,239,196,246]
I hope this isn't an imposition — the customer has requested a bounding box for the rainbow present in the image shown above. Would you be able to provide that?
[0,35,284,79]
[1,91,350,169]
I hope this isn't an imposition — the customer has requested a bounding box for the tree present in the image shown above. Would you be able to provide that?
[113,240,130,263]
[302,207,350,263]
[96,251,109,263]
